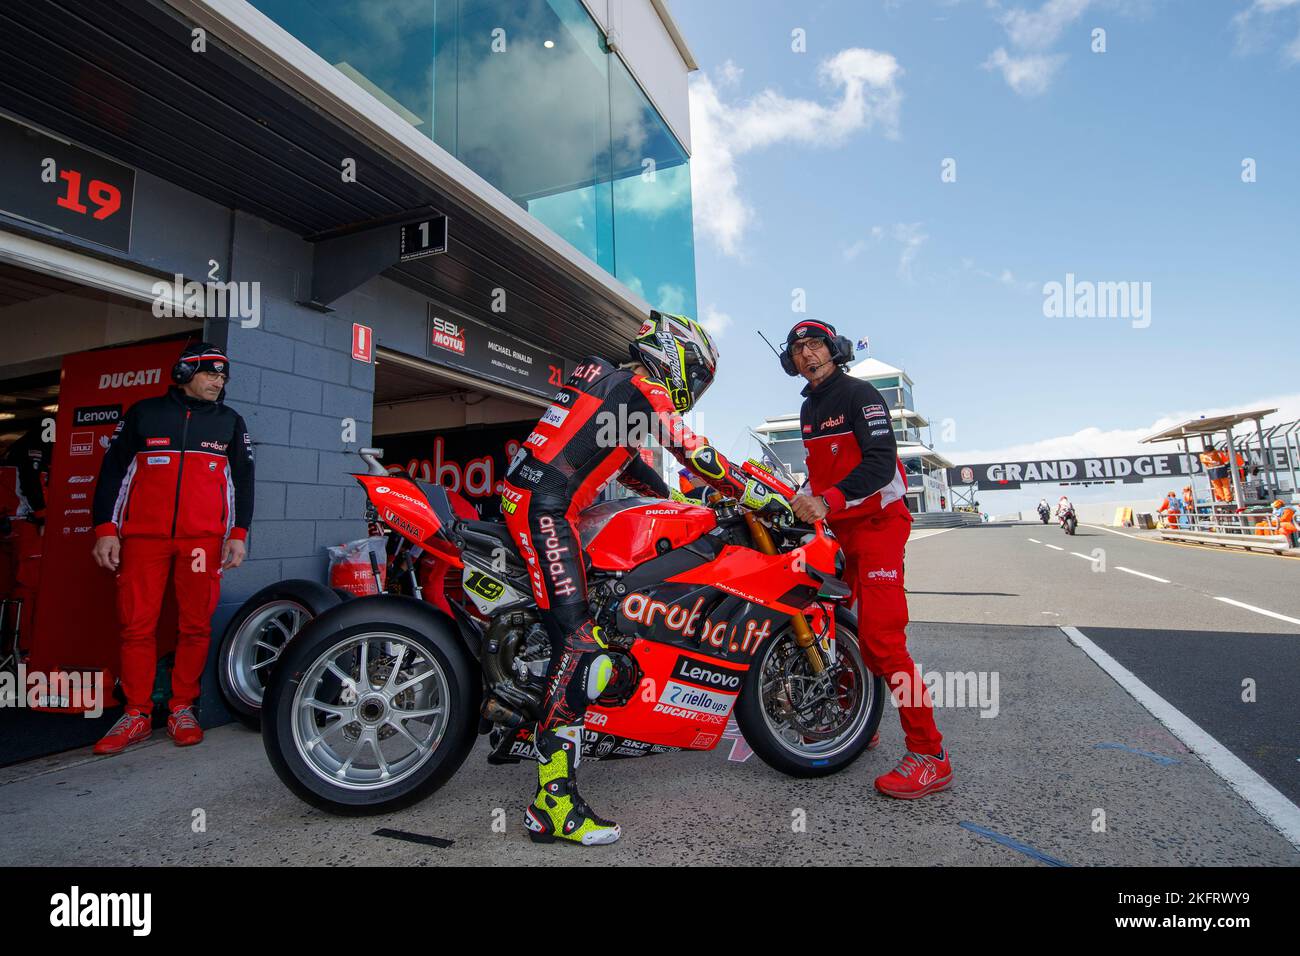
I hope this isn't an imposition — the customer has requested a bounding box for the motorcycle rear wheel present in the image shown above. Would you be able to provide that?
[218,580,343,729]
[734,609,884,778]
[261,597,479,815]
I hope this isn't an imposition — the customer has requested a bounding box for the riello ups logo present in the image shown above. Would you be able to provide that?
[430,316,466,356]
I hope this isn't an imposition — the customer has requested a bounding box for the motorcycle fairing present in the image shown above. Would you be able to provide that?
[489,724,682,763]
[613,584,780,667]
[579,497,718,571]
[665,540,834,617]
[585,639,745,751]
[354,474,464,568]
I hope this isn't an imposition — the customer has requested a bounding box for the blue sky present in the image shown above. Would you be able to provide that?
[665,0,1300,486]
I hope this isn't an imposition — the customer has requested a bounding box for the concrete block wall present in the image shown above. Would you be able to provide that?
[198,212,377,721]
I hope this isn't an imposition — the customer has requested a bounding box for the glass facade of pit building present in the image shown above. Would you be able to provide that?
[252,0,698,319]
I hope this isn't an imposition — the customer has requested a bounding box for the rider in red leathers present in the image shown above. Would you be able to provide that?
[502,311,791,845]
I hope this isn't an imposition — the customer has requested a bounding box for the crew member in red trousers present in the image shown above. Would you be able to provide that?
[780,320,952,799]
[90,343,254,754]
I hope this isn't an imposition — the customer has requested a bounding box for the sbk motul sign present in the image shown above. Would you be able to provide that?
[430,316,465,355]
[423,308,573,399]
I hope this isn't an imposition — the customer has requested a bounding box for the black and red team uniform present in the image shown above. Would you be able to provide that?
[799,366,944,757]
[93,385,254,715]
[501,356,749,730]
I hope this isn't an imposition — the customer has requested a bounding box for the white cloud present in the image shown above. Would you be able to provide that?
[843,239,870,261]
[983,47,1067,96]
[690,49,904,256]
[982,0,1092,96]
[656,283,688,315]
[716,59,744,88]
[1000,0,1092,49]
[954,392,1300,462]
[700,304,734,339]
[894,222,928,280]
[1233,0,1300,64]
[964,259,1038,292]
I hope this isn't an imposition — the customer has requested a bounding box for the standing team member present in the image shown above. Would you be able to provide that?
[780,320,952,799]
[90,343,254,755]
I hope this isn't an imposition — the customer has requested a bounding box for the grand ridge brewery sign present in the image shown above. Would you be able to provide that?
[946,450,1293,490]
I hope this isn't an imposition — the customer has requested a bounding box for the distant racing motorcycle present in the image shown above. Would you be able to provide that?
[1058,504,1078,535]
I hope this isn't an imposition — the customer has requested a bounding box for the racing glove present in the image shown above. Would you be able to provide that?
[739,477,795,525]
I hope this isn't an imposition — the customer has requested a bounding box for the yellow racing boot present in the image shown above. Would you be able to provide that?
[523,725,620,846]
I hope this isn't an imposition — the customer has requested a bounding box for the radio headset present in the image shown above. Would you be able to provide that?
[759,324,854,377]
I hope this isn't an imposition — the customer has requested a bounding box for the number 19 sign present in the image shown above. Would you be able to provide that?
[399,215,448,262]
[0,115,135,253]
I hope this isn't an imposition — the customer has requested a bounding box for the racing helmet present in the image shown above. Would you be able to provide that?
[629,310,719,413]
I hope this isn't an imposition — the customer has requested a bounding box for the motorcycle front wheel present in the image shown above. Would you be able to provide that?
[261,597,479,815]
[734,608,884,778]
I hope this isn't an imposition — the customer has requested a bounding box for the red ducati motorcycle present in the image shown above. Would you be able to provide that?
[261,441,884,815]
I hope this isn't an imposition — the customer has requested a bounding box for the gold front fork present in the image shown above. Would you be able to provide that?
[744,511,825,675]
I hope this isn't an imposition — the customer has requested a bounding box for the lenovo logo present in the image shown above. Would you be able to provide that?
[670,655,743,692]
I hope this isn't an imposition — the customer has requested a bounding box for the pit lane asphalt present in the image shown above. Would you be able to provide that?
[0,523,1295,866]
[906,522,1299,805]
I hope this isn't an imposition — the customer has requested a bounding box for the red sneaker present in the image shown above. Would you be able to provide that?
[167,707,204,746]
[93,710,152,755]
[868,732,881,750]
[875,749,952,799]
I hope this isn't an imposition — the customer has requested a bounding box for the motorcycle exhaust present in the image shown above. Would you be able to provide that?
[481,696,527,728]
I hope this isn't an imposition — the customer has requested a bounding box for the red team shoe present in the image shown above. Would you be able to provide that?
[93,710,152,755]
[875,749,953,799]
[167,707,204,746]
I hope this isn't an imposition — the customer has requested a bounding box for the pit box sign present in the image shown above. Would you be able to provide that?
[426,308,574,399]
[0,114,135,253]
[399,215,448,262]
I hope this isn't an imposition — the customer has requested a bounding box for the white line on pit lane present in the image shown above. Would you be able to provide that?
[1115,566,1171,583]
[1028,538,1042,543]
[1087,524,1136,538]
[1062,625,1300,850]
[1213,597,1300,627]
[1045,544,1064,551]
[1070,552,1095,561]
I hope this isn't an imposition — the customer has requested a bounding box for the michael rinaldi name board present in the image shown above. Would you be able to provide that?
[426,308,573,399]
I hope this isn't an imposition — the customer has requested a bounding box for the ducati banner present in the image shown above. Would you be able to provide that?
[26,341,184,702]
